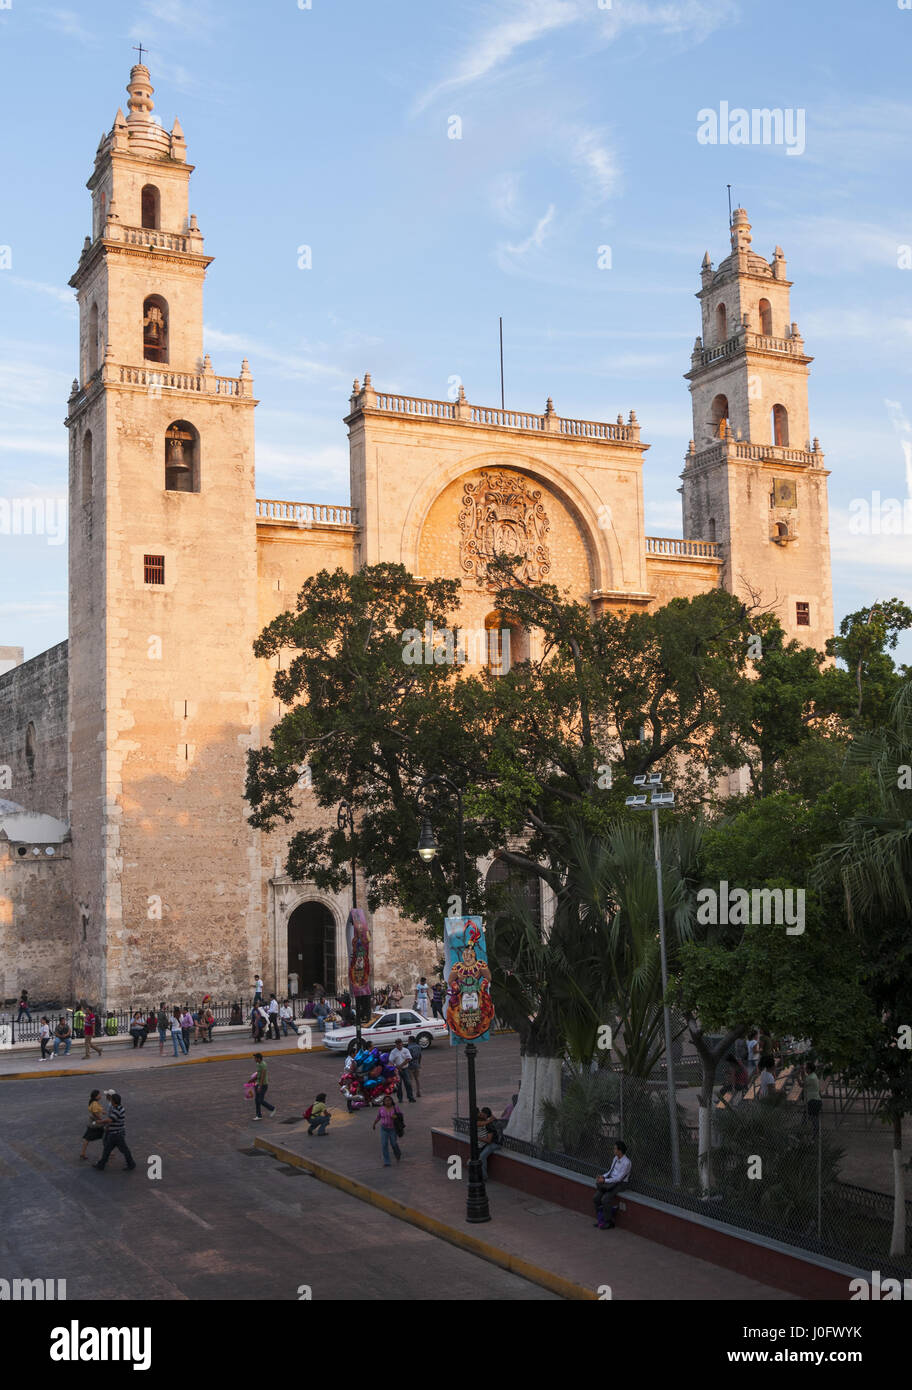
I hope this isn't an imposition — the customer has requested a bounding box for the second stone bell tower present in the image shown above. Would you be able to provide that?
[680,208,834,649]
[65,64,264,1006]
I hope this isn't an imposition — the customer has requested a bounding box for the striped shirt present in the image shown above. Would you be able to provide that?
[107,1104,126,1133]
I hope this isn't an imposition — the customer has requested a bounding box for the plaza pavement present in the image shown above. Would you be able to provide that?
[1,1031,795,1301]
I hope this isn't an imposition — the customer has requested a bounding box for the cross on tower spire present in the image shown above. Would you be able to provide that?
[132,43,147,65]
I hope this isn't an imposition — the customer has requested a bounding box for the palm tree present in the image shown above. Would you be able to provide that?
[488,816,701,1144]
[815,677,912,1256]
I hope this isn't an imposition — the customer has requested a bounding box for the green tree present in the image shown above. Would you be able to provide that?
[815,676,912,1255]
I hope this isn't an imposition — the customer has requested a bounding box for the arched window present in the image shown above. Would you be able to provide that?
[88,303,99,377]
[771,404,789,447]
[25,721,36,777]
[165,420,200,492]
[711,394,729,438]
[484,610,527,673]
[775,521,789,541]
[143,294,168,363]
[759,298,772,336]
[715,303,728,343]
[707,517,716,542]
[141,185,161,230]
[81,430,93,505]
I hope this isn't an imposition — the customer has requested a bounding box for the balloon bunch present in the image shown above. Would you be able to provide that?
[339,1046,399,1109]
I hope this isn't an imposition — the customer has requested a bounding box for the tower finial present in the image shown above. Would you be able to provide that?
[126,58,154,124]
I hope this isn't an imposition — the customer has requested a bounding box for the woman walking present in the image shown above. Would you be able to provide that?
[80,1089,108,1160]
[38,1016,51,1060]
[169,1008,187,1056]
[372,1094,403,1166]
[251,1052,276,1120]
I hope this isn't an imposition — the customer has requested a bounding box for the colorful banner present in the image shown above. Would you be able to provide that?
[346,908,371,997]
[443,915,494,1046]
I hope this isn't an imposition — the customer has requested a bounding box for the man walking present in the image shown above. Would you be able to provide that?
[267,994,281,1040]
[251,1052,276,1120]
[16,990,31,1023]
[82,1007,103,1059]
[253,974,264,1003]
[93,1092,136,1171]
[405,1034,422,1098]
[389,1039,415,1103]
[593,1141,631,1230]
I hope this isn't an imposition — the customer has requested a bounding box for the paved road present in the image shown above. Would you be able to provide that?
[0,1038,552,1301]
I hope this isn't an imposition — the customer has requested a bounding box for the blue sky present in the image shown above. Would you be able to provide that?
[1,0,910,661]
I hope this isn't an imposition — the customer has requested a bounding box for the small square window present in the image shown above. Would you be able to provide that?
[144,554,165,585]
[796,602,810,627]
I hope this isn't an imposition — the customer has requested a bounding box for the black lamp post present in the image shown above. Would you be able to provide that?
[416,774,491,1224]
[337,799,364,1048]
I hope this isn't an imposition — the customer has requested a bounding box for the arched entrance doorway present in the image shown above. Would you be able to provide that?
[287,901,337,997]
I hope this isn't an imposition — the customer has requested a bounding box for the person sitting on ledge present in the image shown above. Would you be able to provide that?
[593,1141,631,1230]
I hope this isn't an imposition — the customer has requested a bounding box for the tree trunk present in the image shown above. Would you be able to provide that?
[890,1111,907,1258]
[504,1053,564,1144]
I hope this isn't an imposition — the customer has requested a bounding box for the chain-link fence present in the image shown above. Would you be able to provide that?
[455,1062,912,1279]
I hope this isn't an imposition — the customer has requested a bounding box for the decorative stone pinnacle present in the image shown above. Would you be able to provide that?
[126,64,155,124]
[628,409,637,425]
[617,414,624,426]
[240,358,252,376]
[458,385,467,402]
[202,353,213,371]
[544,396,555,415]
[70,378,80,398]
[812,437,820,452]
[363,372,372,388]
[352,378,360,395]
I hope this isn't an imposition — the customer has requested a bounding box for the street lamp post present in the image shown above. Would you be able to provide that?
[337,799,363,1048]
[625,774,682,1189]
[416,774,491,1224]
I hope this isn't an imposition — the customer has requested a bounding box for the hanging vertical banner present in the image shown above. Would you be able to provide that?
[444,915,494,1046]
[346,908,371,997]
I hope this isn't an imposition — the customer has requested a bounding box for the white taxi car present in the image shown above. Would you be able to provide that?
[322,1008,448,1052]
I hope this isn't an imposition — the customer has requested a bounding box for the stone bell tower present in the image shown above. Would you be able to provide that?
[65,64,263,1006]
[680,208,834,648]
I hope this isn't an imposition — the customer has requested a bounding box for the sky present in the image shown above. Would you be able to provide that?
[0,0,910,662]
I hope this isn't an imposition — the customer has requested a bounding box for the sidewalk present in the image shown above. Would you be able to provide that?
[250,1075,797,1302]
[0,1026,329,1079]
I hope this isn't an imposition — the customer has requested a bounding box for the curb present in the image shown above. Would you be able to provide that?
[253,1135,597,1302]
[0,1042,324,1082]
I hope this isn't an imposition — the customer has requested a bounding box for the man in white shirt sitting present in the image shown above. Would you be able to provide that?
[593,1141,632,1230]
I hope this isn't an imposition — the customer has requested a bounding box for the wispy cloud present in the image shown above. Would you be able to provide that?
[204,327,350,384]
[413,0,581,114]
[129,0,216,41]
[7,277,75,308]
[567,125,620,202]
[497,204,557,270]
[38,8,97,44]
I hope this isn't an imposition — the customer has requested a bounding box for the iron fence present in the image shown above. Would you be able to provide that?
[455,1065,912,1280]
[1,994,352,1044]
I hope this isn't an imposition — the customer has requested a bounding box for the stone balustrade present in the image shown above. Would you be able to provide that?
[645,536,722,559]
[360,388,640,442]
[115,364,247,395]
[256,499,357,527]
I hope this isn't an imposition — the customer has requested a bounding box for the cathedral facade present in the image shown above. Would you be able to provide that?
[0,67,833,1008]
